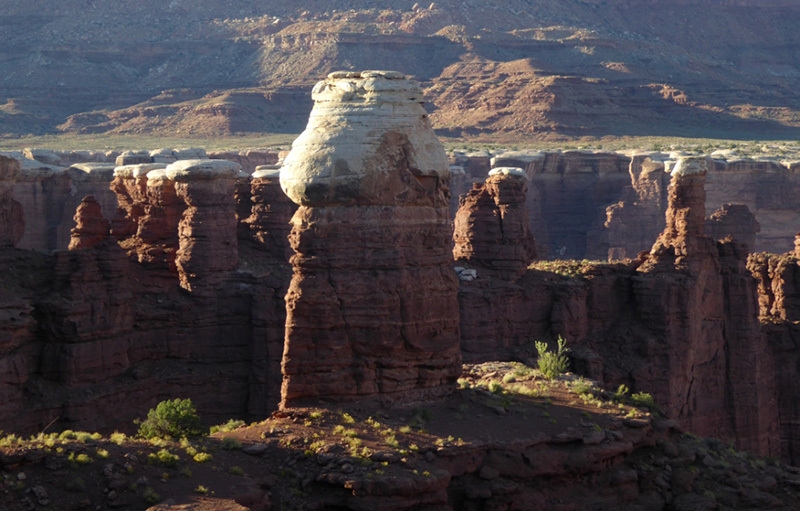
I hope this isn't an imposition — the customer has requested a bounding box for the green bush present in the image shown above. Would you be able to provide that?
[221,437,242,450]
[137,398,203,439]
[630,392,658,411]
[535,336,570,379]
[148,449,180,468]
[209,419,245,434]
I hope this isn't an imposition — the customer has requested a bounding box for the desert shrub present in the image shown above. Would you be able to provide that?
[193,452,212,463]
[535,336,570,379]
[137,398,203,439]
[210,419,245,434]
[488,381,504,394]
[68,452,93,466]
[631,391,658,411]
[142,486,161,504]
[148,449,179,468]
[571,377,594,395]
[613,384,630,400]
[220,437,242,450]
[65,476,85,492]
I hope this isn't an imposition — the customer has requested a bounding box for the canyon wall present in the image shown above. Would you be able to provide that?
[455,156,784,459]
[465,150,800,260]
[5,147,800,260]
[0,148,283,254]
[0,157,295,434]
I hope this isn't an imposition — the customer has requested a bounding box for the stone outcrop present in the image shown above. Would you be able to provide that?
[279,70,461,408]
[0,150,294,434]
[209,149,281,174]
[68,196,110,250]
[746,237,800,465]
[591,156,671,260]
[8,158,71,251]
[453,167,536,276]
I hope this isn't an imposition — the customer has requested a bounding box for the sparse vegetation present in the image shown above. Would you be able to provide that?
[221,437,242,450]
[192,452,213,463]
[137,398,203,440]
[535,336,570,379]
[148,449,180,468]
[210,419,245,434]
[631,392,659,411]
[528,259,603,277]
[142,486,161,504]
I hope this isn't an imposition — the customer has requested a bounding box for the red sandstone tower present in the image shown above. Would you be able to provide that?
[278,70,462,408]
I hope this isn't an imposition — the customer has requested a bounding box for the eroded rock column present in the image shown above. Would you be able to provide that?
[166,159,240,291]
[453,167,537,276]
[245,166,296,260]
[279,70,461,408]
[635,156,779,456]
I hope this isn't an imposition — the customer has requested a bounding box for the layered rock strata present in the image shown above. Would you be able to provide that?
[9,158,71,251]
[166,159,241,292]
[456,156,780,458]
[747,237,800,464]
[453,167,536,276]
[68,196,110,250]
[632,157,778,456]
[245,166,296,260]
[279,70,461,408]
[0,154,293,433]
[706,203,760,250]
[0,155,24,247]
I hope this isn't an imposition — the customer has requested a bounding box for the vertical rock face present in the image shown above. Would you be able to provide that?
[12,161,72,251]
[596,157,671,260]
[166,159,241,292]
[706,203,760,251]
[634,157,778,456]
[279,70,461,408]
[245,166,296,260]
[234,171,253,242]
[110,164,184,272]
[747,239,800,464]
[0,155,24,247]
[453,167,536,276]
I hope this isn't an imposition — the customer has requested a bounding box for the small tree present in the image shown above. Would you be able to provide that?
[137,398,203,439]
[535,336,570,379]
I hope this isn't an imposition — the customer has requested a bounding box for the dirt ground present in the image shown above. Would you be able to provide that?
[2,362,800,511]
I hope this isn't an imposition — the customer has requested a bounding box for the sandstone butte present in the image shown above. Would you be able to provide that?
[278,70,462,408]
[3,73,800,508]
